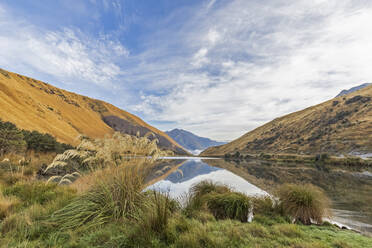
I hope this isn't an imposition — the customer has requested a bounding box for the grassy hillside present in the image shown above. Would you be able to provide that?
[0,68,186,154]
[202,85,372,156]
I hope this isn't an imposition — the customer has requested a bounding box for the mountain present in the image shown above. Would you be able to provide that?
[0,68,187,154]
[166,128,226,153]
[336,83,371,97]
[201,84,372,156]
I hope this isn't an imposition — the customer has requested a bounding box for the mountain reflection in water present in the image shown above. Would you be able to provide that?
[147,159,268,199]
[146,157,372,236]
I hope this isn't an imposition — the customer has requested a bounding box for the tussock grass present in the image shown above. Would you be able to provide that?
[252,195,280,216]
[190,180,231,198]
[206,192,252,222]
[277,184,330,225]
[43,132,167,185]
[49,164,147,230]
[184,180,231,217]
[139,190,179,236]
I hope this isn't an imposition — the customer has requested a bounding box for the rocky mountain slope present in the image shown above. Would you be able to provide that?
[166,129,226,153]
[202,84,372,156]
[336,83,371,97]
[0,68,187,154]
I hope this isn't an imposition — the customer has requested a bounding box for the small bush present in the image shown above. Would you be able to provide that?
[0,120,26,155]
[0,119,71,155]
[22,130,73,153]
[206,192,251,222]
[276,184,330,225]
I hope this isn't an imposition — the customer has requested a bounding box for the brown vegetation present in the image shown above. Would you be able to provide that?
[0,68,186,154]
[202,84,372,156]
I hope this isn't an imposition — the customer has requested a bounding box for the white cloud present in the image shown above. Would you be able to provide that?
[133,0,372,140]
[191,48,209,68]
[0,5,128,89]
[1,1,372,141]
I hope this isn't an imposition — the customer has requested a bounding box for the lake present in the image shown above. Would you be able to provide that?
[146,157,372,236]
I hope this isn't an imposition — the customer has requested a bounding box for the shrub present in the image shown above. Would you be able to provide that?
[276,184,330,225]
[0,120,26,155]
[0,119,71,155]
[206,192,252,222]
[22,130,73,153]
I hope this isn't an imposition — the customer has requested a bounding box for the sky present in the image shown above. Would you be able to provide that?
[0,0,372,141]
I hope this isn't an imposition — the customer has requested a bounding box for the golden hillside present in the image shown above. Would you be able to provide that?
[0,68,187,154]
[202,85,372,156]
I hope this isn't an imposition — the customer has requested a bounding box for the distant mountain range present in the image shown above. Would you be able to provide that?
[166,128,226,154]
[0,68,187,154]
[336,83,371,97]
[202,84,372,156]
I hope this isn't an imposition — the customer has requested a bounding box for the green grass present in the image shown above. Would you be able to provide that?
[1,176,371,247]
[205,192,251,222]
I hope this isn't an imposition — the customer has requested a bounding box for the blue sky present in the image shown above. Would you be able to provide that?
[1,0,372,141]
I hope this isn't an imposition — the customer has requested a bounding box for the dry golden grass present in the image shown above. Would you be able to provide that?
[276,184,330,225]
[43,132,168,185]
[0,191,20,220]
[0,68,184,153]
[203,85,372,156]
[70,159,149,194]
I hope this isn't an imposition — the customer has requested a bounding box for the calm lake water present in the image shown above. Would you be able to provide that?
[146,157,372,235]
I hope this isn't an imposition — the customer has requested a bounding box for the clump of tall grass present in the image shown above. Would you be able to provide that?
[139,190,180,236]
[184,180,231,217]
[44,132,167,184]
[48,164,148,230]
[190,180,231,198]
[206,192,252,222]
[276,184,330,225]
[184,180,252,222]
